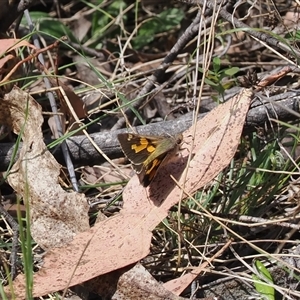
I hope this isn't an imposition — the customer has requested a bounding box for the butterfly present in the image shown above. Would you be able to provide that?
[117,132,183,187]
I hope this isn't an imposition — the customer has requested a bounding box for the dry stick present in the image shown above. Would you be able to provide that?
[180,0,300,60]
[112,9,209,130]
[69,41,108,59]
[208,213,300,231]
[0,90,299,171]
[25,9,79,191]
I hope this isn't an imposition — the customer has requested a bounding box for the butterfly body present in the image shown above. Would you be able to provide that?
[118,133,183,187]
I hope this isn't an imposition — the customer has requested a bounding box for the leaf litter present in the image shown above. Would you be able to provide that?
[3,88,252,298]
[0,86,90,250]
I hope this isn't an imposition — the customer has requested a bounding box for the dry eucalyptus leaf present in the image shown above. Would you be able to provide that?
[71,16,91,42]
[46,76,87,122]
[0,39,36,86]
[6,88,252,299]
[7,213,152,298]
[48,111,66,138]
[109,263,191,300]
[83,263,190,299]
[81,165,128,188]
[0,39,36,57]
[0,86,89,250]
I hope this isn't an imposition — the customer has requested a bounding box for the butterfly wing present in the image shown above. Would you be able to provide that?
[138,152,170,187]
[118,133,183,186]
[117,133,163,167]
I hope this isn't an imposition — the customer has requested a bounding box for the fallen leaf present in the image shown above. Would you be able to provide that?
[114,264,187,299]
[0,86,89,250]
[0,39,36,88]
[0,39,35,57]
[85,263,191,299]
[48,111,66,138]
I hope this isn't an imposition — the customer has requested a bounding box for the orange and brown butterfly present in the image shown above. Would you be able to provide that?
[117,132,183,187]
